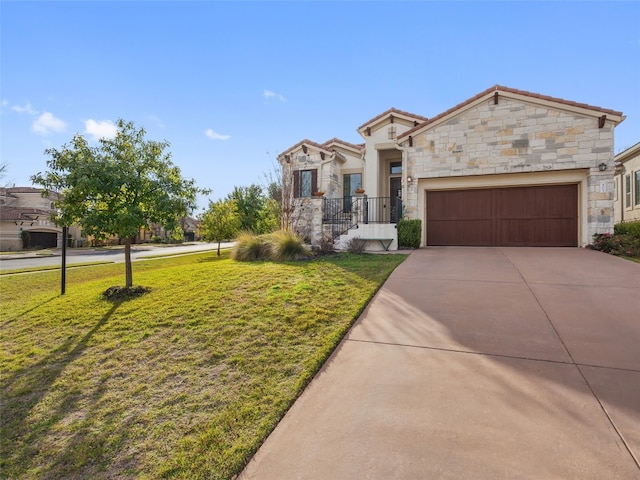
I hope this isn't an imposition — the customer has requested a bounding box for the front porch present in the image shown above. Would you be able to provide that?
[322,195,401,251]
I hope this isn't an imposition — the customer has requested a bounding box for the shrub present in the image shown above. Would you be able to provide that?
[317,235,335,255]
[266,230,310,261]
[588,232,640,257]
[614,220,640,239]
[346,237,367,254]
[588,233,617,253]
[397,219,422,248]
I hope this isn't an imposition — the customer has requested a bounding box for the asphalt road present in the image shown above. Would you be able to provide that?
[0,242,232,271]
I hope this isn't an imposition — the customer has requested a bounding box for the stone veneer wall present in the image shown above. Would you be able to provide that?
[292,197,323,244]
[404,97,615,242]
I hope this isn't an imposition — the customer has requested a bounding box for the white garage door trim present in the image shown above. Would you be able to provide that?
[416,170,589,247]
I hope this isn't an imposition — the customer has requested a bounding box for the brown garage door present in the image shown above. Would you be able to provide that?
[27,231,58,248]
[426,184,578,247]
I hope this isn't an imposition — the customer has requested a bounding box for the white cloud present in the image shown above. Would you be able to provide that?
[12,102,38,115]
[263,89,286,102]
[85,119,118,140]
[32,112,67,135]
[205,128,230,140]
[1,100,8,107]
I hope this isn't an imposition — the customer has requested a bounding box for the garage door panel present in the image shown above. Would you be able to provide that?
[496,185,577,219]
[427,185,578,247]
[427,190,492,221]
[28,232,57,248]
[428,220,493,246]
[498,219,578,247]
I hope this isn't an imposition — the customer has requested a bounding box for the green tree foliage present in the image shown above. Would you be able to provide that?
[199,198,241,255]
[31,119,200,288]
[227,184,278,234]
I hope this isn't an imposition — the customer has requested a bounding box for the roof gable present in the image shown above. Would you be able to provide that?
[278,139,333,159]
[615,141,640,165]
[357,107,428,136]
[398,85,624,141]
[321,138,364,155]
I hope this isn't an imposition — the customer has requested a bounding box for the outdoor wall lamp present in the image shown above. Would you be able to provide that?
[598,162,607,171]
[407,176,413,182]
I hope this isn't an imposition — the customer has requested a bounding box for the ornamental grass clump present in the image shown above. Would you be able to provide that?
[231,230,309,261]
[231,230,271,261]
[267,230,311,261]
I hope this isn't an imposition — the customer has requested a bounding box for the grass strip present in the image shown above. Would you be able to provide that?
[0,262,115,276]
[0,251,406,480]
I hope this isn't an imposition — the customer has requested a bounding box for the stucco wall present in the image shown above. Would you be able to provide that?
[334,223,398,251]
[0,189,81,251]
[362,121,417,197]
[614,145,640,223]
[403,96,616,246]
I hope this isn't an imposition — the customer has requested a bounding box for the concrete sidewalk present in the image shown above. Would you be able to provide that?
[240,247,640,479]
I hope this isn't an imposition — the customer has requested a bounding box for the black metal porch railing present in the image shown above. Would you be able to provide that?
[322,196,402,238]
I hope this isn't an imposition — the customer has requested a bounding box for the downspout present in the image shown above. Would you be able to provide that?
[360,147,367,193]
[319,153,336,196]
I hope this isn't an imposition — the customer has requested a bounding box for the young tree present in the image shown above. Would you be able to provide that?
[31,119,200,288]
[199,198,241,255]
[0,161,9,187]
[263,158,300,231]
[227,184,278,234]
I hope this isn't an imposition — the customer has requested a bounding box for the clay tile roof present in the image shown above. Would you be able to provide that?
[0,189,18,198]
[279,138,333,158]
[1,187,45,194]
[0,207,52,222]
[321,138,365,151]
[494,84,623,117]
[614,141,640,164]
[398,85,624,140]
[357,107,429,131]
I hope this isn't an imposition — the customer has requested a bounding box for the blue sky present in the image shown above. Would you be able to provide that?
[2,1,639,212]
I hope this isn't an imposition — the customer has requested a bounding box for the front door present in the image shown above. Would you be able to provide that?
[389,177,402,222]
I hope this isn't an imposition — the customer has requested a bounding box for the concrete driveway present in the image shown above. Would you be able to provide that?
[240,247,640,480]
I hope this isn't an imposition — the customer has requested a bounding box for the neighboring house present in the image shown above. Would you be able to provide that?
[181,216,200,242]
[0,187,82,251]
[137,216,200,243]
[613,142,640,224]
[279,85,624,250]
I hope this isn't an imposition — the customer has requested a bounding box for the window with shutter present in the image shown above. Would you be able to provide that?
[294,169,317,198]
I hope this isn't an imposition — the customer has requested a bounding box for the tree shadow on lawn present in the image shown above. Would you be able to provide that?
[0,295,59,328]
[1,303,120,478]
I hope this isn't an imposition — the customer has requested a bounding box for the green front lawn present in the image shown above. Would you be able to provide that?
[0,251,406,479]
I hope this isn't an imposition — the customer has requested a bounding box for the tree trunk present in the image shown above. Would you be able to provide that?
[124,237,133,287]
[217,240,221,256]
